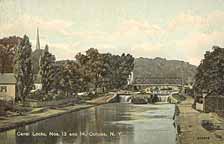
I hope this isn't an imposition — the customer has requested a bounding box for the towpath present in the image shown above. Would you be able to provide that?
[177,97,224,144]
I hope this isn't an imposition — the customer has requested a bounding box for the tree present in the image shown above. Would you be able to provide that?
[101,53,113,90]
[117,53,135,88]
[0,36,22,73]
[14,35,33,103]
[75,52,90,91]
[66,61,83,94]
[194,46,224,95]
[105,53,134,89]
[75,48,135,92]
[32,49,44,74]
[75,48,105,92]
[57,60,82,97]
[39,45,56,95]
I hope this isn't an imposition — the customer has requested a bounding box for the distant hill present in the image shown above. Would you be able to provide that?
[133,57,197,84]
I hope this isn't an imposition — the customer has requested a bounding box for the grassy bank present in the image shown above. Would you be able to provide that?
[0,92,118,132]
[0,103,99,132]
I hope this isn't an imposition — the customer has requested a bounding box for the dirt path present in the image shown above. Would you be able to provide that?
[177,97,224,144]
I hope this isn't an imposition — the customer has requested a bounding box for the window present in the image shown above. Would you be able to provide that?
[0,86,7,92]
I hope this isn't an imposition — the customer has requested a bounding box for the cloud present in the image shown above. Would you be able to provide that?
[116,19,164,36]
[1,11,224,66]
[48,42,82,60]
[42,14,224,66]
[164,10,224,65]
[168,10,224,32]
[168,12,208,31]
[176,31,224,65]
[0,14,74,38]
[60,19,165,44]
[30,38,83,60]
[62,31,107,41]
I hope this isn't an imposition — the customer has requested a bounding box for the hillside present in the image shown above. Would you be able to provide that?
[133,57,197,83]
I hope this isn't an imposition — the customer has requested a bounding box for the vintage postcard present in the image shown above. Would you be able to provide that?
[0,0,224,144]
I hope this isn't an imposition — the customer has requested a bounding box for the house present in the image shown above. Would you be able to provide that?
[0,73,16,102]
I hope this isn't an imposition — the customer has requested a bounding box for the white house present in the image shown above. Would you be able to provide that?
[0,73,16,102]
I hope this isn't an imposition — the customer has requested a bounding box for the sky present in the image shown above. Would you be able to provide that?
[1,0,224,65]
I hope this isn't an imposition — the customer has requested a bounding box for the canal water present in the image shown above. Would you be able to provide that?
[0,103,176,144]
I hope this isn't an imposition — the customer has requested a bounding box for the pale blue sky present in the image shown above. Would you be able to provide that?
[1,0,224,65]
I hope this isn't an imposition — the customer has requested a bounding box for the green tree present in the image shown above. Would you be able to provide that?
[101,53,114,90]
[75,48,105,93]
[14,35,33,103]
[106,53,134,89]
[194,46,224,95]
[75,52,90,91]
[67,61,83,93]
[59,62,71,97]
[0,36,22,73]
[117,53,135,88]
[75,49,135,92]
[58,61,82,97]
[39,45,56,95]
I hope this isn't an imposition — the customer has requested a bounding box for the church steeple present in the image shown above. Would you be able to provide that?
[36,28,40,50]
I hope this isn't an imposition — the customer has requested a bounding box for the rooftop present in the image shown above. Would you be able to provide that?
[0,73,16,84]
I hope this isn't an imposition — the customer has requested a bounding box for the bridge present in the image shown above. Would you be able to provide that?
[129,77,183,91]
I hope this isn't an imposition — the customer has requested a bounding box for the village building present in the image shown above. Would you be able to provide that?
[0,73,16,102]
[0,73,43,102]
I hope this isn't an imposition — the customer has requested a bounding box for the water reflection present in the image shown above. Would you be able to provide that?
[0,103,176,144]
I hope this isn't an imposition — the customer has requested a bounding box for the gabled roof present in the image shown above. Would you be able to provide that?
[0,73,16,84]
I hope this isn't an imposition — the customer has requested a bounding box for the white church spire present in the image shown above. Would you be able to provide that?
[36,28,40,50]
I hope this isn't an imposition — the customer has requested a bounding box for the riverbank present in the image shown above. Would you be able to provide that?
[175,96,224,144]
[0,103,97,132]
[0,92,120,133]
